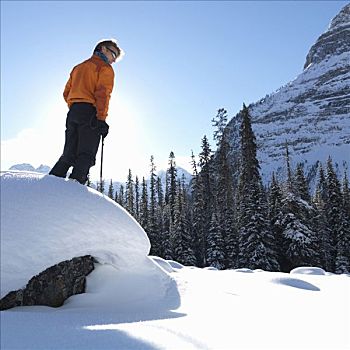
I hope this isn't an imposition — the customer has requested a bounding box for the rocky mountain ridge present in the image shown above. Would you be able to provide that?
[226,4,350,184]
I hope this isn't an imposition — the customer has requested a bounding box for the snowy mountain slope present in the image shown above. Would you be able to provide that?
[226,4,350,182]
[1,171,349,349]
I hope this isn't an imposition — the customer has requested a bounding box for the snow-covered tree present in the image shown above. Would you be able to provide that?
[325,157,344,272]
[313,165,333,271]
[197,135,215,266]
[294,163,310,202]
[206,212,225,269]
[171,180,196,265]
[191,150,207,266]
[237,104,279,271]
[268,173,285,270]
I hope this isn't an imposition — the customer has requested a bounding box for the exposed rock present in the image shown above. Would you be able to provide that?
[304,4,350,68]
[0,255,96,310]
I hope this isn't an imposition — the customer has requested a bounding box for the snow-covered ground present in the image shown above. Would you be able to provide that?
[1,171,349,350]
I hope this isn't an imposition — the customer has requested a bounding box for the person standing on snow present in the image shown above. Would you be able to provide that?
[50,39,123,184]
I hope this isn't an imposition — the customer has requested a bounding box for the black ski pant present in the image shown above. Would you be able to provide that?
[50,102,101,184]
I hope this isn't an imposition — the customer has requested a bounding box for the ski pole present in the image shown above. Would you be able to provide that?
[100,135,104,187]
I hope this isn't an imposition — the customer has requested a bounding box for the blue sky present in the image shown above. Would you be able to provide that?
[1,1,348,181]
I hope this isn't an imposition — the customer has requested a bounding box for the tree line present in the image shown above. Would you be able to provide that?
[95,105,350,274]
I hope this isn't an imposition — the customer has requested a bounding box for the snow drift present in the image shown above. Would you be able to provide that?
[0,171,162,298]
[1,171,349,350]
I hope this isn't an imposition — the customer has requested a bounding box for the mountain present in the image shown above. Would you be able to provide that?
[226,4,350,184]
[156,166,193,185]
[92,166,192,195]
[8,164,192,194]
[9,163,51,174]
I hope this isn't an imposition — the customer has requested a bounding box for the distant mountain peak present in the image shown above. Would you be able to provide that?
[9,163,51,174]
[304,3,350,69]
[328,3,350,31]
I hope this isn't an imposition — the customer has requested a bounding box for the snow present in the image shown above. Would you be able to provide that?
[290,267,327,275]
[0,170,151,297]
[1,171,350,350]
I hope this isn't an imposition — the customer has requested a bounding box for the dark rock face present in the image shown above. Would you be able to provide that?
[0,255,96,310]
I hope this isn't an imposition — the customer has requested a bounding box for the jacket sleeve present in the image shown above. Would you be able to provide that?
[63,73,72,106]
[94,66,115,121]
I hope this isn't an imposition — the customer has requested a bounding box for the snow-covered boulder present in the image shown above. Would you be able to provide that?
[0,171,151,298]
[0,255,95,310]
[290,267,327,275]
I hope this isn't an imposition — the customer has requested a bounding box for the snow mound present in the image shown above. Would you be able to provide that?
[0,171,151,297]
[270,277,320,291]
[67,258,180,312]
[290,267,327,275]
[233,268,254,273]
[150,256,175,273]
[167,260,185,269]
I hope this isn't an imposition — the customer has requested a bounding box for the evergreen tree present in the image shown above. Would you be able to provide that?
[148,156,160,256]
[325,160,350,274]
[97,179,105,194]
[268,173,286,270]
[157,176,164,208]
[107,179,114,200]
[216,125,237,268]
[237,104,279,271]
[325,157,344,272]
[135,176,140,222]
[343,171,350,217]
[86,175,92,187]
[212,110,238,268]
[294,163,310,202]
[126,169,135,216]
[191,150,206,266]
[171,180,196,265]
[313,165,332,271]
[206,212,225,269]
[117,184,125,207]
[166,152,177,223]
[114,186,118,203]
[197,136,215,266]
[162,204,173,260]
[341,171,350,272]
[139,177,148,231]
[284,141,293,193]
[156,175,166,257]
[280,181,320,271]
[212,108,228,147]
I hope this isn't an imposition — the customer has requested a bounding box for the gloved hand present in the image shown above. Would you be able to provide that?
[90,115,109,138]
[97,120,109,139]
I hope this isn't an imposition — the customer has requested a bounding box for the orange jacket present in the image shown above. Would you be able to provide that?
[63,55,114,121]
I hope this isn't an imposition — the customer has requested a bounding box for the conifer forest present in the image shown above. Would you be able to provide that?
[94,106,350,274]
